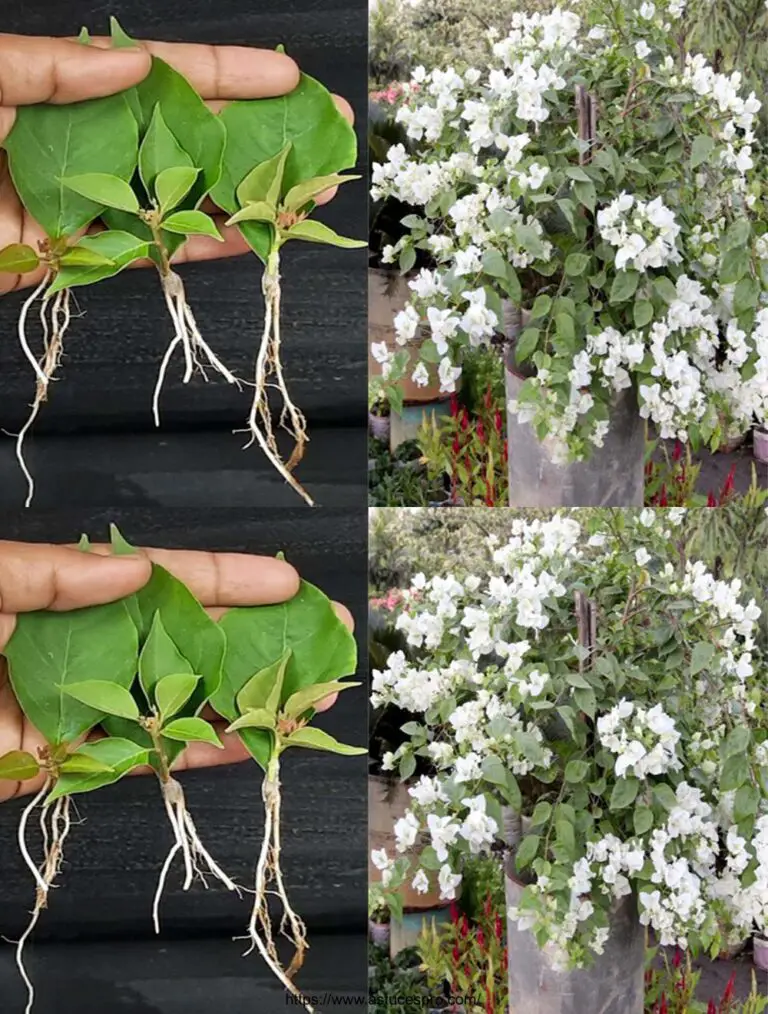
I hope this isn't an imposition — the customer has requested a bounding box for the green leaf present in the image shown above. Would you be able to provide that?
[62,680,140,721]
[4,602,138,747]
[690,134,715,169]
[530,294,552,320]
[59,245,115,268]
[110,524,137,556]
[515,327,539,363]
[0,750,40,782]
[0,243,40,275]
[610,271,640,304]
[722,726,751,759]
[530,801,552,827]
[283,680,361,719]
[566,166,592,183]
[734,783,760,822]
[47,738,149,802]
[236,144,292,208]
[283,173,361,212]
[481,754,522,809]
[154,672,201,722]
[734,277,760,316]
[109,16,136,48]
[138,105,194,196]
[284,727,366,756]
[4,95,139,239]
[565,759,590,783]
[565,253,590,277]
[721,753,750,791]
[723,219,751,252]
[653,277,678,304]
[138,612,194,699]
[653,783,678,812]
[154,166,200,215]
[720,248,751,285]
[47,231,150,295]
[573,179,596,213]
[226,201,278,226]
[555,819,576,858]
[515,834,540,871]
[162,210,223,241]
[284,220,365,249]
[237,651,292,715]
[214,581,357,769]
[60,752,115,775]
[633,299,654,329]
[78,27,92,44]
[689,641,715,676]
[482,248,509,281]
[226,708,277,733]
[213,73,357,261]
[162,717,223,748]
[633,804,654,836]
[610,777,640,810]
[61,173,139,214]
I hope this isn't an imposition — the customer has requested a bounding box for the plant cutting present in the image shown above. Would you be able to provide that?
[211,581,365,1009]
[212,74,366,505]
[0,50,146,505]
[370,509,768,1011]
[371,0,768,478]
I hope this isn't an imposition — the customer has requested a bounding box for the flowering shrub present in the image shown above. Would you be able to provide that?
[645,949,767,1013]
[418,389,509,505]
[370,509,768,971]
[371,0,768,463]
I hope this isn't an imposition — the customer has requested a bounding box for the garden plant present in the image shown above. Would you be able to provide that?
[0,526,364,1014]
[0,18,364,507]
[370,509,768,982]
[371,0,768,470]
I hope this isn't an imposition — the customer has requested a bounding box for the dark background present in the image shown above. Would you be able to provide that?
[0,0,367,511]
[0,1,368,1011]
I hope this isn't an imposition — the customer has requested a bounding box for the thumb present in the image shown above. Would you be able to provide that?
[0,34,151,107]
[0,541,151,633]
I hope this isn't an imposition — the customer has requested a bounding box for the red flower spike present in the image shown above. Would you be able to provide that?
[477,929,486,950]
[461,915,469,938]
[460,410,470,432]
[452,436,461,456]
[707,1002,716,1014]
[673,440,683,462]
[722,970,736,1003]
[477,421,486,444]
[450,393,459,418]
[452,945,460,965]
[673,949,682,969]
[659,484,668,507]
[659,993,667,1014]
[450,900,460,923]
[707,491,717,507]
[495,914,503,940]
[495,409,503,434]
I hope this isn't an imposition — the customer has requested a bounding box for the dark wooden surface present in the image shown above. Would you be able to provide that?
[0,0,368,1007]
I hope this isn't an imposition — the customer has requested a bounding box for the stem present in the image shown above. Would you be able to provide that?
[242,250,314,506]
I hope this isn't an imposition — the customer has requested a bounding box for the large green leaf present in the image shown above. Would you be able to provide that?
[212,74,358,260]
[4,602,139,747]
[214,581,357,768]
[3,95,138,239]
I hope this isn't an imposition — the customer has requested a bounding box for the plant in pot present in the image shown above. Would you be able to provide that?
[371,509,768,1014]
[371,0,768,506]
[370,392,393,443]
[370,886,393,948]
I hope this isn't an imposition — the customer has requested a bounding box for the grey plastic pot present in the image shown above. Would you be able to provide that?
[505,865,645,1014]
[503,306,644,507]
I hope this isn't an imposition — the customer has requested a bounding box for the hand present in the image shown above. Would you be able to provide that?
[0,540,353,799]
[0,34,354,294]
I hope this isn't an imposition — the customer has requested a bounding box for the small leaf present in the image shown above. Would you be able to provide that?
[61,680,140,721]
[237,651,292,715]
[283,173,361,212]
[162,210,223,241]
[139,105,194,195]
[78,27,92,44]
[110,523,137,556]
[162,717,223,748]
[60,246,115,268]
[236,143,293,208]
[77,534,91,552]
[610,270,640,304]
[610,777,640,810]
[61,173,140,214]
[110,16,136,48]
[139,612,194,699]
[565,759,590,783]
[46,738,149,802]
[226,708,277,733]
[226,201,278,226]
[633,299,654,329]
[283,680,361,719]
[633,804,654,836]
[284,220,366,249]
[515,834,540,871]
[60,752,115,775]
[47,231,149,295]
[154,166,200,215]
[0,243,40,275]
[565,252,590,277]
[283,727,366,756]
[690,641,715,676]
[690,134,714,169]
[155,672,200,722]
[0,750,40,782]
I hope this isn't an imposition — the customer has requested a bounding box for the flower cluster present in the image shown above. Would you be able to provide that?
[371,510,768,968]
[371,0,768,461]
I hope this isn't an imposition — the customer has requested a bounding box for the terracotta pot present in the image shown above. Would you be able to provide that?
[368,773,445,910]
[368,267,445,403]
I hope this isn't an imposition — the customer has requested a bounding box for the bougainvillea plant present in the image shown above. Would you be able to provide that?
[0,527,364,1014]
[212,73,365,505]
[371,0,768,466]
[371,509,768,973]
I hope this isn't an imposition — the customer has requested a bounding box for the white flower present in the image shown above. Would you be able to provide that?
[411,362,430,387]
[635,547,651,566]
[639,1,656,17]
[438,357,463,393]
[438,864,463,900]
[427,813,461,861]
[394,306,420,345]
[412,869,430,894]
[394,812,420,852]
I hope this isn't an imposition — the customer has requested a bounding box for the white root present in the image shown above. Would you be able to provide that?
[12,274,72,507]
[241,259,314,506]
[152,777,239,935]
[243,763,313,1012]
[152,270,240,428]
[15,787,73,1014]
